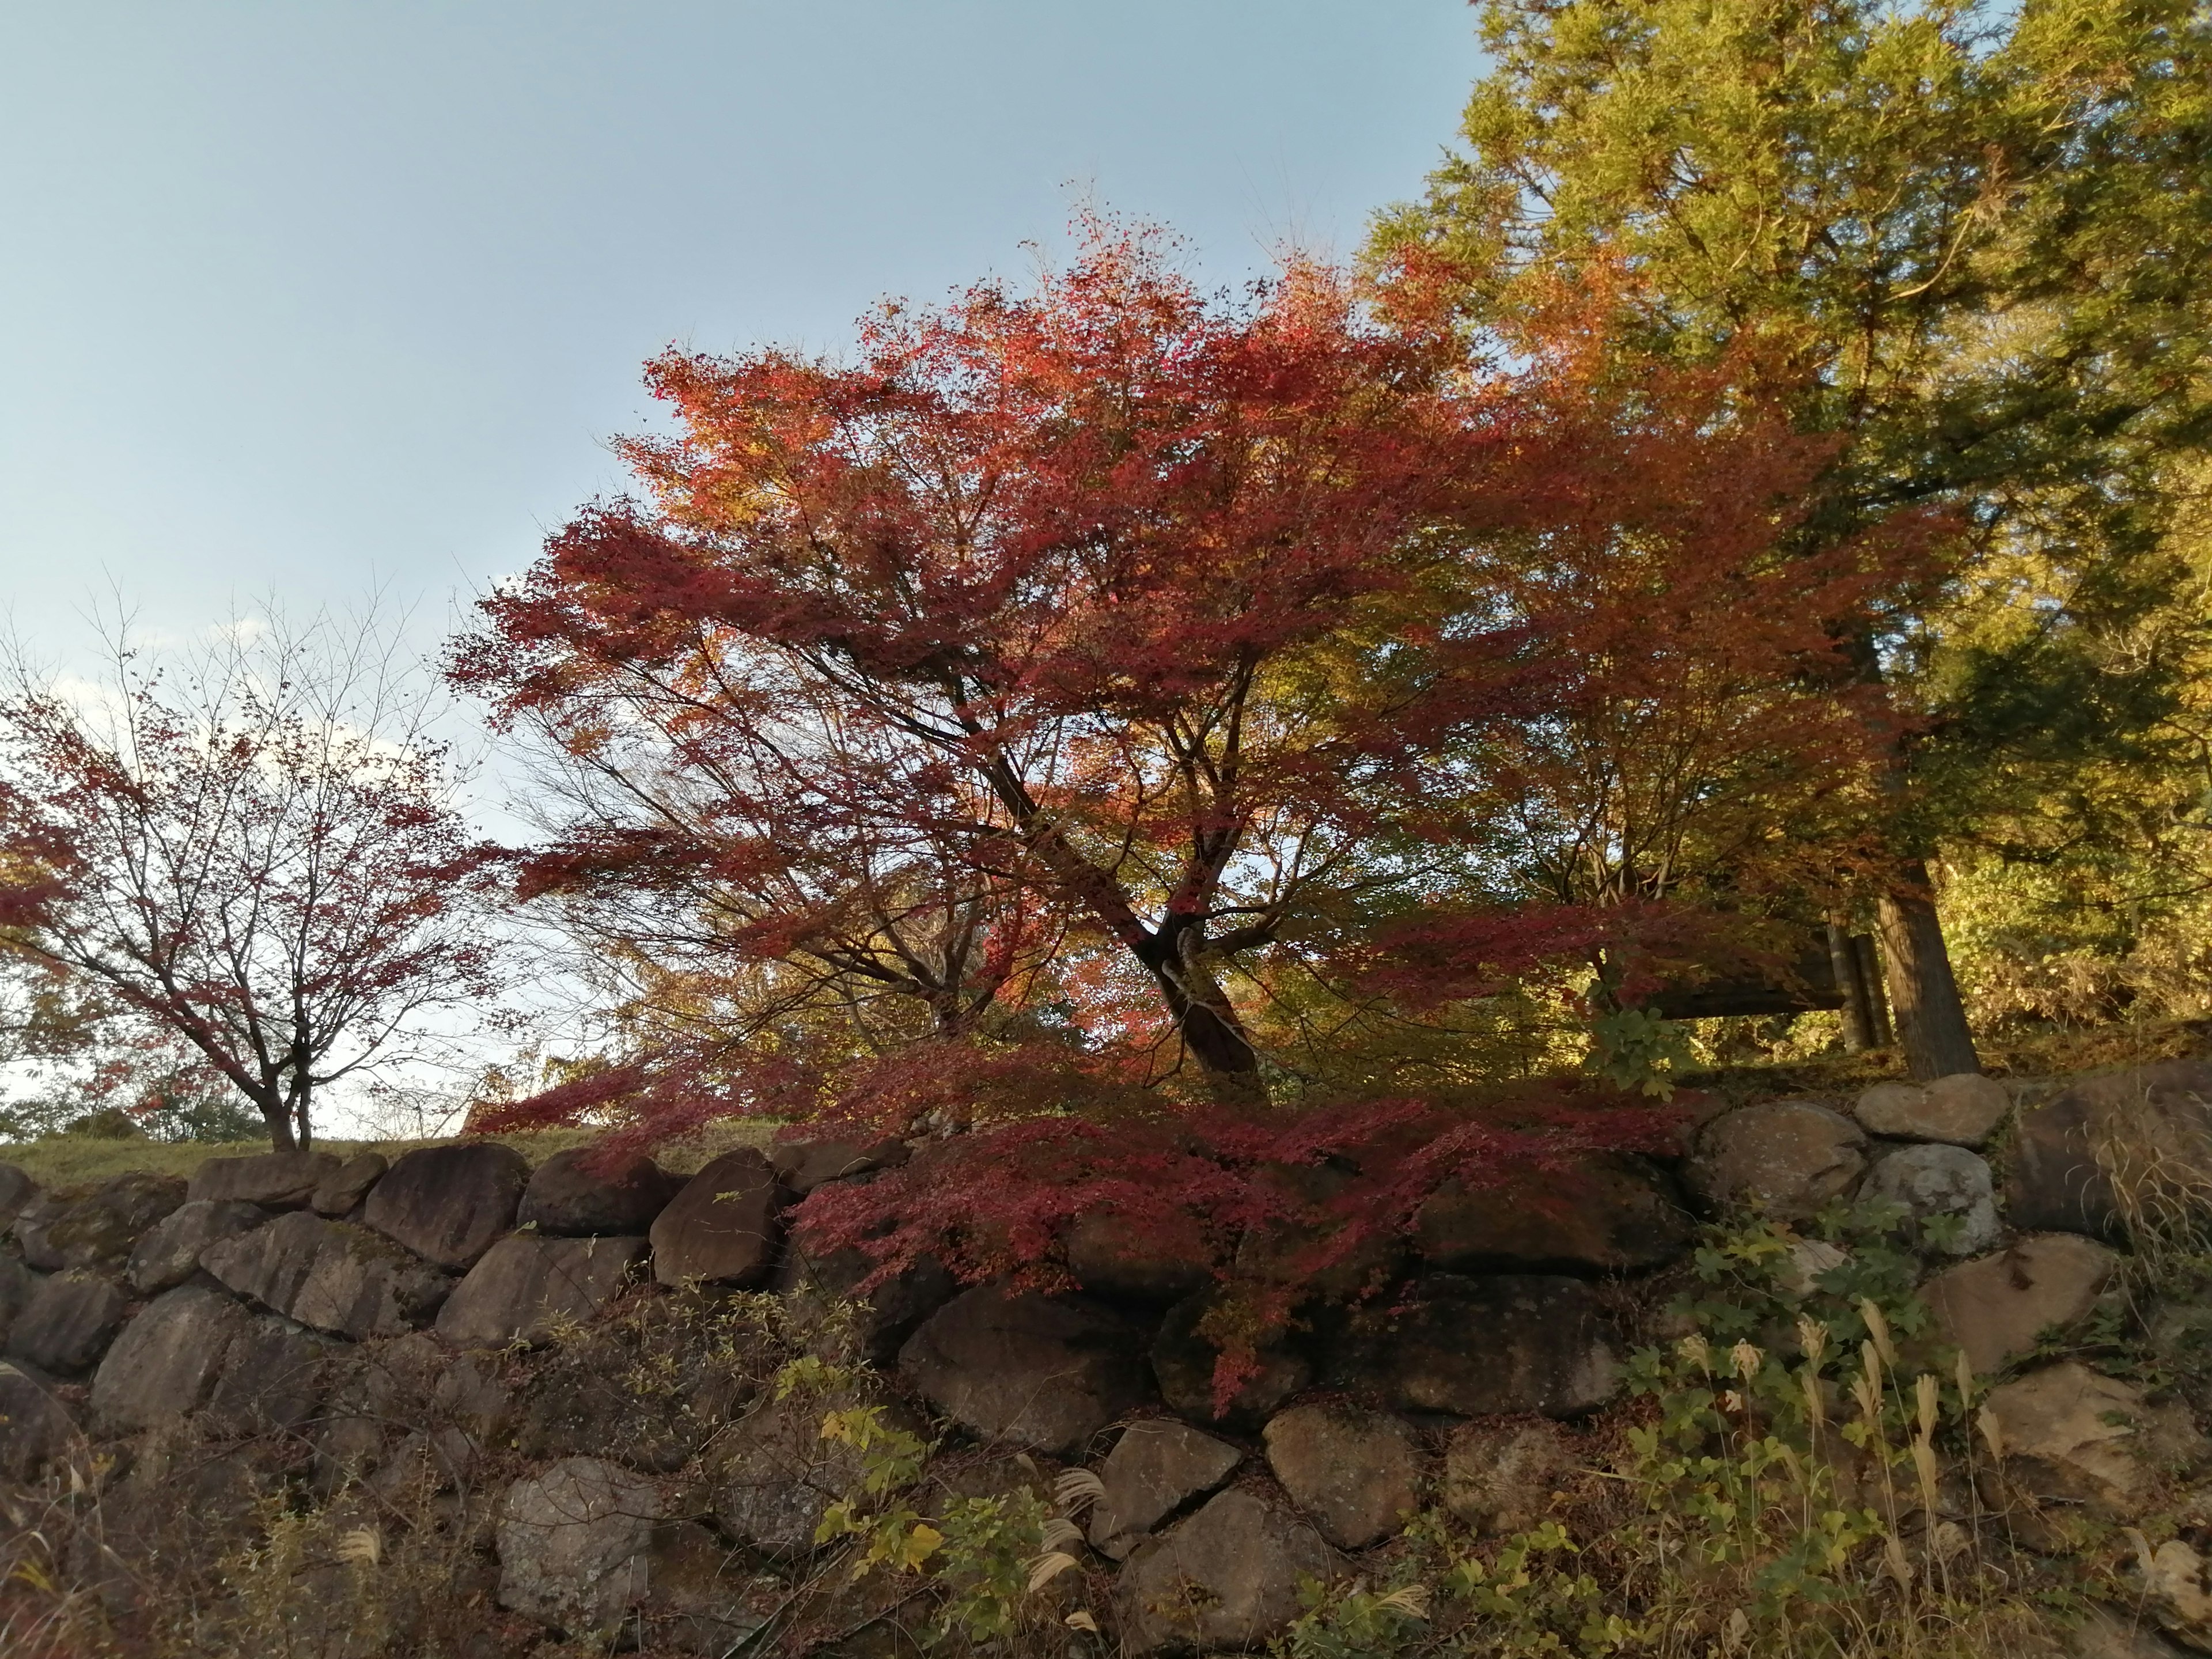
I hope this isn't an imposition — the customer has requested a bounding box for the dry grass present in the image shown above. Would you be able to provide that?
[0,1118,778,1191]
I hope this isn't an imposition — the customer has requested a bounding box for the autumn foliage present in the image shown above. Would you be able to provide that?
[453,222,1948,1347]
[0,616,503,1150]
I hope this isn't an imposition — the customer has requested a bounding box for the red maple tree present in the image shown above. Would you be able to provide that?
[456,226,1944,1333]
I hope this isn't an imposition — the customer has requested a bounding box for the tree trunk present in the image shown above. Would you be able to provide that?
[1147,929,1264,1090]
[1853,934,1893,1047]
[1874,860,1980,1078]
[1826,920,1874,1051]
[260,1100,298,1153]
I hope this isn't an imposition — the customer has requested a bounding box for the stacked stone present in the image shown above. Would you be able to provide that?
[0,1055,2204,1653]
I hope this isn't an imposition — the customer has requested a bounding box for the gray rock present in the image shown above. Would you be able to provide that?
[641,1521,759,1656]
[435,1233,647,1347]
[1685,1100,1867,1221]
[90,1283,251,1433]
[1088,1419,1242,1559]
[899,1283,1151,1456]
[0,1163,38,1232]
[516,1146,677,1236]
[1925,1233,2119,1374]
[1859,1143,2002,1256]
[0,1253,35,1342]
[1416,1154,1691,1276]
[5,1271,127,1374]
[711,1383,907,1557]
[772,1240,956,1367]
[202,1210,452,1339]
[768,1135,909,1195]
[1444,1420,1574,1533]
[1853,1074,2010,1147]
[2019,1059,2212,1238]
[495,1456,662,1635]
[1234,1162,1405,1303]
[363,1142,530,1269]
[125,1198,266,1295]
[1262,1402,1423,1550]
[188,1149,340,1209]
[1116,1487,1342,1656]
[1368,1274,1622,1418]
[649,1149,780,1287]
[44,1173,187,1272]
[0,1359,78,1479]
[310,1152,388,1217]
[2006,1092,2123,1237]
[1063,1210,1217,1302]
[206,1317,331,1437]
[1150,1286,1312,1427]
[13,1188,71,1269]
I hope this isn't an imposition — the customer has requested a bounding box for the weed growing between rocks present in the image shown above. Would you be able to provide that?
[1281,1205,2119,1659]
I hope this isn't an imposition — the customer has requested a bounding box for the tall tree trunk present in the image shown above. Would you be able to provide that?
[1854,934,1893,1047]
[1874,859,1980,1078]
[1826,919,1874,1051]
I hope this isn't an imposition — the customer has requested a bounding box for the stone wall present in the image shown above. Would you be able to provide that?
[0,1056,2204,1654]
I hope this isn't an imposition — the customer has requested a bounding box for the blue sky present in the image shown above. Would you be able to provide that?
[1,3,1483,656]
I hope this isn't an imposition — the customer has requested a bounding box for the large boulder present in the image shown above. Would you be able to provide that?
[188,1149,340,1209]
[44,1172,188,1272]
[435,1234,647,1347]
[1262,1403,1423,1550]
[202,1210,453,1339]
[0,1163,37,1232]
[1925,1233,2119,1374]
[1858,1143,2002,1256]
[125,1198,266,1295]
[363,1143,531,1269]
[1851,1074,2011,1147]
[0,1360,78,1479]
[90,1283,252,1433]
[495,1456,662,1636]
[1445,1419,1575,1534]
[898,1283,1151,1455]
[5,1271,127,1374]
[516,1147,678,1236]
[1116,1487,1342,1656]
[1150,1287,1311,1427]
[1088,1419,1243,1560]
[310,1152,388,1217]
[1684,1101,1867,1221]
[1415,1154,1691,1276]
[1983,1361,2187,1520]
[1365,1274,1623,1418]
[768,1134,909,1195]
[1064,1210,1218,1303]
[772,1240,956,1366]
[2006,1092,2123,1238]
[649,1150,781,1287]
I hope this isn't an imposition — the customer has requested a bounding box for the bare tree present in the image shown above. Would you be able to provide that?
[0,603,505,1150]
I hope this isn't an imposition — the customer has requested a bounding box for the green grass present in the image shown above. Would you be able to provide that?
[0,1119,778,1194]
